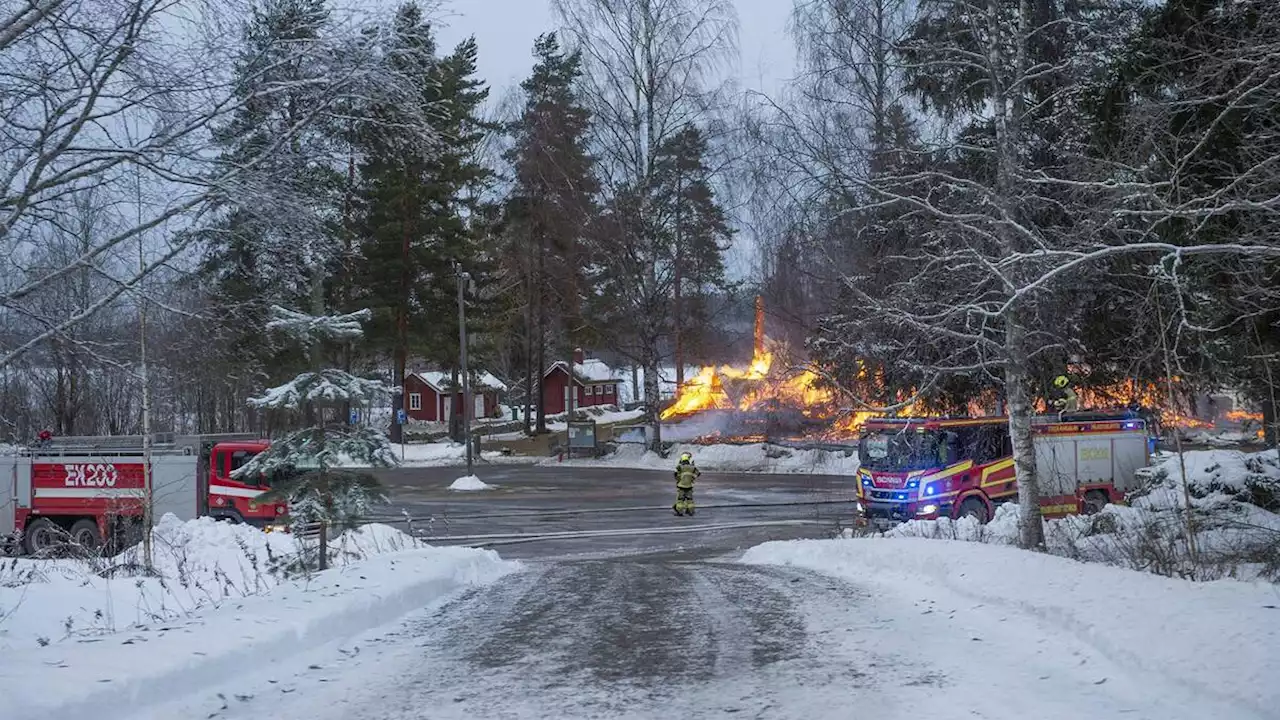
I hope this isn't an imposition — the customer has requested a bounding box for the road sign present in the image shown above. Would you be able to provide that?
[396,409,406,425]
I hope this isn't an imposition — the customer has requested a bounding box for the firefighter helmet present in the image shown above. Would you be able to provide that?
[679,452,692,463]
[1053,375,1069,388]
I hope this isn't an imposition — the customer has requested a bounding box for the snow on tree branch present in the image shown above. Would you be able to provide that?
[248,369,389,411]
[264,306,374,346]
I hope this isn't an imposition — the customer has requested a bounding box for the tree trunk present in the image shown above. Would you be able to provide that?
[645,343,663,453]
[535,229,548,434]
[631,364,640,407]
[305,265,325,429]
[1263,397,1278,455]
[524,287,534,435]
[674,173,684,391]
[342,148,357,429]
[449,367,462,442]
[1005,312,1044,549]
[391,200,412,445]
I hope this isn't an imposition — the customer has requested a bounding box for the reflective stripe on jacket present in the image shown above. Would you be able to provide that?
[675,464,699,489]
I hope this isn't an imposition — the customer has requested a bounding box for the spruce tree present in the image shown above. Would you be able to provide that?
[503,33,598,433]
[651,124,733,376]
[236,305,394,531]
[353,3,493,441]
[201,0,346,422]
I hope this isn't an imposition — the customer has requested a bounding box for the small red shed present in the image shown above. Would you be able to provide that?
[541,350,624,415]
[404,370,506,422]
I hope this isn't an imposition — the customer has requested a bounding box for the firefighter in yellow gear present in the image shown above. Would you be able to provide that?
[1051,374,1079,414]
[673,452,700,516]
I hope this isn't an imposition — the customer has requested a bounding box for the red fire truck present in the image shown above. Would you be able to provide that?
[854,412,1151,527]
[1,434,286,555]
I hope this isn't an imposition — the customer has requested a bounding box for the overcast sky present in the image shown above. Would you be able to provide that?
[423,0,798,279]
[431,0,797,103]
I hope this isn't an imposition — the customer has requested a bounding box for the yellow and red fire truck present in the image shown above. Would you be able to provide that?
[855,412,1151,526]
[2,433,286,555]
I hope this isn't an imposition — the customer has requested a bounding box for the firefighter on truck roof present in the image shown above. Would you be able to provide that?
[673,452,700,517]
[1049,374,1079,415]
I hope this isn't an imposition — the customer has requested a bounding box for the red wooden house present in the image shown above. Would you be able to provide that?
[404,370,506,422]
[541,350,624,415]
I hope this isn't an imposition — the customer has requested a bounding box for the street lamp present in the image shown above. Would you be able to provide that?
[455,262,473,477]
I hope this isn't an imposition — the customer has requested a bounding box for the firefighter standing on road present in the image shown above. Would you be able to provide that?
[673,452,700,517]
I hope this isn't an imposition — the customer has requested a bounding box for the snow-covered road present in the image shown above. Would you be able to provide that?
[137,554,1261,720]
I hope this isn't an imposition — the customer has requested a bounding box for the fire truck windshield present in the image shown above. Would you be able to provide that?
[858,428,942,471]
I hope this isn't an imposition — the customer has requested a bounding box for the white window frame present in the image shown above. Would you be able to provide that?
[586,384,595,396]
[409,392,422,411]
[604,384,613,395]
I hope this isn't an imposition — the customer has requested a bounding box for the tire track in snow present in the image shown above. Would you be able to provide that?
[164,558,883,719]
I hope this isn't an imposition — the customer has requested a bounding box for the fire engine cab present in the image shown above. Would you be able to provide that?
[855,411,1151,526]
[1,433,285,555]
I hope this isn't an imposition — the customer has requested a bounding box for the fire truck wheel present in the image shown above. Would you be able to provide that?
[70,519,103,549]
[1082,490,1109,515]
[958,498,990,524]
[22,518,65,555]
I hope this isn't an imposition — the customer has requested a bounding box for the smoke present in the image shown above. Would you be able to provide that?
[662,411,737,441]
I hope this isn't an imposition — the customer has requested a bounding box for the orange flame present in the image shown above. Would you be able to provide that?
[1225,410,1263,423]
[662,366,733,417]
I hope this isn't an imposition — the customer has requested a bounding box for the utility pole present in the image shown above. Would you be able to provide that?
[134,139,153,571]
[455,262,473,477]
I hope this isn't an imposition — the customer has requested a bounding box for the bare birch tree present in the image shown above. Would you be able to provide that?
[554,0,736,450]
[0,0,441,375]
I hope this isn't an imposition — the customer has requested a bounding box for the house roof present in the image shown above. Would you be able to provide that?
[545,359,623,383]
[409,370,508,392]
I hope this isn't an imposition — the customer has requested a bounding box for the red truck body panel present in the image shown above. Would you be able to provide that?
[3,434,284,553]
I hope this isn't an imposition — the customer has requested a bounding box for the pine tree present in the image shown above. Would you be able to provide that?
[651,124,733,380]
[200,0,347,424]
[235,305,394,531]
[503,33,598,433]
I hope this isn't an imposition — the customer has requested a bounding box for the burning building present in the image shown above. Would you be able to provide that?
[660,298,1262,445]
[661,297,873,442]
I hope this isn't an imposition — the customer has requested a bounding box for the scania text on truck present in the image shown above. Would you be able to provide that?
[1,434,286,555]
[854,412,1150,527]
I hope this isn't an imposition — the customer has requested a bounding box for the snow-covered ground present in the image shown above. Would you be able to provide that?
[0,515,512,651]
[555,440,861,475]
[70,530,1278,720]
[879,449,1280,581]
[0,516,519,718]
[743,536,1278,719]
[358,441,537,467]
[486,407,645,440]
[1184,429,1266,447]
[448,474,494,491]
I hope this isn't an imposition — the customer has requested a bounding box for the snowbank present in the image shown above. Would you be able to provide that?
[742,537,1280,718]
[0,515,476,650]
[554,440,861,475]
[1136,448,1280,504]
[1185,430,1256,447]
[0,518,519,719]
[449,475,493,491]
[486,407,645,440]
